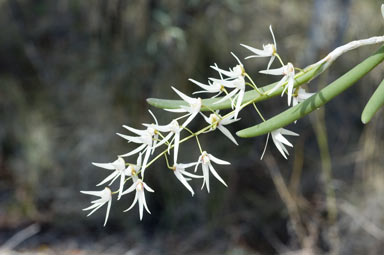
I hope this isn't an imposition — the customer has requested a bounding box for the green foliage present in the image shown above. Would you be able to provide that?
[361,78,384,123]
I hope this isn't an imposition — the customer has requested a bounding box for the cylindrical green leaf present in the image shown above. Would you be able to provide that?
[237,45,384,138]
[361,78,384,124]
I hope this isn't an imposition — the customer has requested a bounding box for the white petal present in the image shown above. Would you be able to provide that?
[142,192,151,215]
[174,170,194,196]
[140,148,151,178]
[210,65,236,78]
[155,132,173,148]
[218,125,238,145]
[122,181,138,196]
[83,202,102,211]
[171,86,195,105]
[80,190,104,197]
[287,77,295,106]
[189,79,217,92]
[103,198,112,227]
[138,191,144,220]
[136,153,142,168]
[122,125,147,135]
[275,133,294,147]
[143,182,155,193]
[208,163,228,187]
[116,133,143,143]
[221,116,240,125]
[240,43,268,57]
[234,89,244,118]
[119,144,146,157]
[180,169,203,178]
[260,66,285,76]
[148,109,158,125]
[244,55,268,60]
[209,78,237,88]
[213,88,238,105]
[272,137,288,159]
[201,112,211,125]
[194,157,202,172]
[267,55,275,70]
[201,164,210,193]
[124,191,138,212]
[117,174,125,200]
[96,171,119,186]
[267,76,287,95]
[164,108,188,113]
[85,203,104,217]
[231,52,243,66]
[208,154,231,165]
[182,112,198,128]
[260,133,270,160]
[280,128,299,136]
[177,162,197,169]
[148,123,168,132]
[108,172,121,186]
[173,131,180,165]
[269,25,277,50]
[92,162,115,170]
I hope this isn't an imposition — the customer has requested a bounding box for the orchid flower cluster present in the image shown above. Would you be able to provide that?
[82,6,384,226]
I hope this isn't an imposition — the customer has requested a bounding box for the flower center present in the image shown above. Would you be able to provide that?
[201,153,210,164]
[136,181,144,192]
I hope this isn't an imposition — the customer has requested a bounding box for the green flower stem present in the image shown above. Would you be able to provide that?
[147,64,324,111]
[237,45,384,138]
[361,78,384,124]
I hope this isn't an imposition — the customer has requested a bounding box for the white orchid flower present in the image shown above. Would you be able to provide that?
[117,128,153,177]
[261,62,296,106]
[194,151,230,193]
[117,111,160,178]
[292,88,315,107]
[146,119,183,165]
[208,53,246,118]
[92,157,126,200]
[190,63,226,98]
[271,128,299,159]
[209,76,245,119]
[81,187,112,226]
[189,78,225,98]
[202,111,240,145]
[241,25,277,70]
[165,87,202,128]
[172,162,203,196]
[122,179,154,220]
[210,52,245,79]
[92,155,142,200]
[92,157,126,187]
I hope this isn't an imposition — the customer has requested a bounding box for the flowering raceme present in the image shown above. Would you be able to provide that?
[82,7,384,225]
[81,23,301,225]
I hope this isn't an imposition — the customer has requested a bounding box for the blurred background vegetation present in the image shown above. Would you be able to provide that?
[0,0,384,254]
